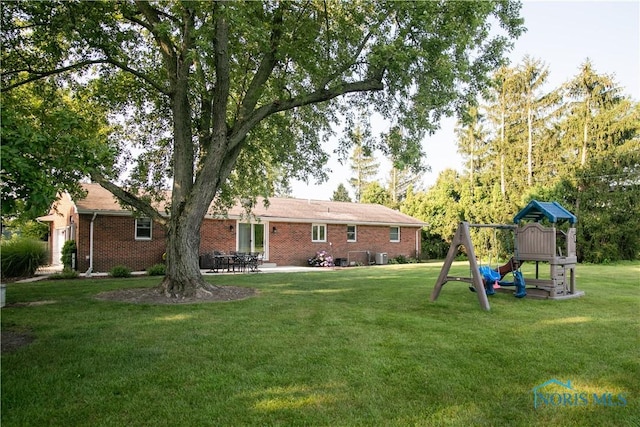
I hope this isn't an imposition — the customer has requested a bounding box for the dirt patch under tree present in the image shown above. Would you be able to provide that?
[95,285,258,304]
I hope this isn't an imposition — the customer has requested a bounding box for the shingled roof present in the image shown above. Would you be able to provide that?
[74,183,425,227]
[513,200,577,225]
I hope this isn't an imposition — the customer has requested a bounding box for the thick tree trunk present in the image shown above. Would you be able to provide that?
[159,213,218,298]
[157,27,219,299]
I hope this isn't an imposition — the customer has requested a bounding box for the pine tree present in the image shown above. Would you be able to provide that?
[348,126,380,202]
[331,183,352,202]
[484,66,520,196]
[562,60,622,168]
[455,105,489,199]
[387,164,423,206]
[513,56,560,187]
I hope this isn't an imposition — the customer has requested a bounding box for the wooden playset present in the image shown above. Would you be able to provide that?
[431,200,585,310]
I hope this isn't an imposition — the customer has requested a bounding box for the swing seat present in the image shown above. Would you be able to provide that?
[479,266,501,283]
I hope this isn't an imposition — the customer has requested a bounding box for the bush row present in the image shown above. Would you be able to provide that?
[1,238,47,278]
[0,236,168,280]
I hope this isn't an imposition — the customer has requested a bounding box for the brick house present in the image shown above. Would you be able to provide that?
[40,183,426,272]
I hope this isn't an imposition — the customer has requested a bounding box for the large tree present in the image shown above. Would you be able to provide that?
[2,1,524,297]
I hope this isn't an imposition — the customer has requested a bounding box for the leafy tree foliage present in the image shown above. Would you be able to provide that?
[360,181,391,207]
[1,82,115,219]
[2,1,524,296]
[331,183,352,202]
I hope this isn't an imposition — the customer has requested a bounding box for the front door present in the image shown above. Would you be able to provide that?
[52,228,66,266]
[238,223,265,256]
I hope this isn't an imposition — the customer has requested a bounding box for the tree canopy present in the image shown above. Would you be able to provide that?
[1,81,115,219]
[408,58,640,262]
[2,0,525,296]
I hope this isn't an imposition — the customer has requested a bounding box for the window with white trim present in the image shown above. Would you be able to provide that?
[135,218,152,240]
[347,225,357,242]
[312,224,326,242]
[390,226,400,242]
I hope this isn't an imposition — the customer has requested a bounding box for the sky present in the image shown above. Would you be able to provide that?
[290,1,640,200]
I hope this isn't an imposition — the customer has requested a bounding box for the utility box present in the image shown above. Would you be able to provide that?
[375,253,388,265]
[335,258,348,267]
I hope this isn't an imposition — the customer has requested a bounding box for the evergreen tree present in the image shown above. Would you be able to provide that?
[484,65,519,196]
[348,127,380,202]
[331,184,352,202]
[384,126,427,204]
[424,58,639,263]
[516,57,561,187]
[387,164,423,206]
[455,105,489,199]
[562,60,623,169]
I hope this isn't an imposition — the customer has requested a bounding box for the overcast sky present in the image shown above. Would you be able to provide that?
[290,1,640,200]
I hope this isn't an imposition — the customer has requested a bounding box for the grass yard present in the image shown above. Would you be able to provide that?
[1,262,638,426]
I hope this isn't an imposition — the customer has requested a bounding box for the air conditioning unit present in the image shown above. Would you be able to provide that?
[375,253,388,265]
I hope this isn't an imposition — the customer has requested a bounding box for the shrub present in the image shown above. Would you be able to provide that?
[307,250,334,267]
[1,237,48,278]
[109,265,132,278]
[50,268,80,280]
[146,263,166,276]
[61,240,77,269]
[391,255,409,264]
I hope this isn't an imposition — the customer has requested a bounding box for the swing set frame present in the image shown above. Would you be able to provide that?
[430,222,518,311]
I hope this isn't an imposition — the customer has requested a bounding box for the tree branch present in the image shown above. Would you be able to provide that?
[91,175,167,226]
[229,76,385,149]
[320,31,374,88]
[235,4,284,122]
[135,0,179,85]
[1,60,105,91]
[212,4,231,141]
[105,57,170,95]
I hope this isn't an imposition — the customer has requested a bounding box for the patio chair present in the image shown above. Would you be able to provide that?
[246,253,260,272]
[230,252,246,273]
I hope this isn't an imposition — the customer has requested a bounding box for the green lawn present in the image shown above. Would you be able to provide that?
[2,262,638,426]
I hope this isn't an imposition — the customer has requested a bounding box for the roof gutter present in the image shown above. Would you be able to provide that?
[210,215,427,228]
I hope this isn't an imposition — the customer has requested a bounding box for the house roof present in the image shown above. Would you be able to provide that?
[74,183,426,227]
[513,200,577,225]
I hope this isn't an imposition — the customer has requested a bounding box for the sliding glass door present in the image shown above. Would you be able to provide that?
[238,223,265,255]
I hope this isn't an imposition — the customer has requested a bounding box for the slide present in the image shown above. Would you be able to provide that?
[495,257,521,279]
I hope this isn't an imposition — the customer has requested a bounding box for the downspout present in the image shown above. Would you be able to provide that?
[85,213,97,277]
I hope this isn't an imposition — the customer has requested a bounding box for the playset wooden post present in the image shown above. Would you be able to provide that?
[431,221,490,311]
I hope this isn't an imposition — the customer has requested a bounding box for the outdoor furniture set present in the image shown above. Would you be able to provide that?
[199,251,262,273]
